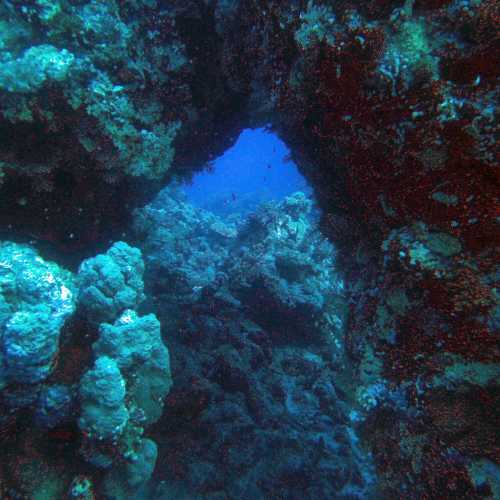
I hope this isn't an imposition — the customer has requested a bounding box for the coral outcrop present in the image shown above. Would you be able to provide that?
[0,241,75,406]
[0,241,172,497]
[94,309,173,425]
[76,248,172,490]
[79,355,129,443]
[77,241,145,324]
[132,186,235,305]
[226,191,342,342]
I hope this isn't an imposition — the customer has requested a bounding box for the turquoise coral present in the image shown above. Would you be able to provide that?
[77,241,145,324]
[78,355,129,442]
[94,309,172,424]
[0,241,75,393]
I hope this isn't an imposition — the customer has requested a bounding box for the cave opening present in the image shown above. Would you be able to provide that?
[142,125,344,349]
[180,126,315,219]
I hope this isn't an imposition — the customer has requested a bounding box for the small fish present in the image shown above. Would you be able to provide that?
[267,164,272,169]
[231,193,236,201]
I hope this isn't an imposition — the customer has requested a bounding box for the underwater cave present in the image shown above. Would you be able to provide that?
[0,1,498,499]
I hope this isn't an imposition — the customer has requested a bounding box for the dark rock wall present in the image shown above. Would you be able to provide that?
[209,2,499,495]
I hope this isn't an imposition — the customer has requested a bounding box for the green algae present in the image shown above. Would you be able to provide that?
[387,288,410,316]
[433,356,500,387]
[432,191,459,206]
[395,18,437,79]
[294,1,336,49]
[426,232,462,257]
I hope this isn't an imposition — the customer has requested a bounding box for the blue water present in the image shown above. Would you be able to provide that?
[181,127,311,217]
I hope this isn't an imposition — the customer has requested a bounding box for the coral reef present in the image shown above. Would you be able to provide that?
[153,316,376,499]
[133,187,346,346]
[0,0,246,250]
[0,0,498,497]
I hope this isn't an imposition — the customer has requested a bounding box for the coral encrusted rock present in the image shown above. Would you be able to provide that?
[78,355,129,442]
[94,309,172,425]
[77,241,145,324]
[0,241,75,394]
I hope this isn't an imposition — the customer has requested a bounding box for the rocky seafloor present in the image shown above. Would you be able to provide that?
[0,0,498,499]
